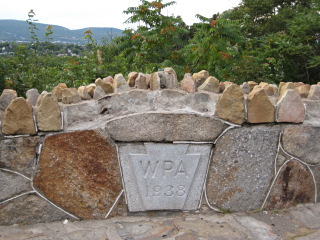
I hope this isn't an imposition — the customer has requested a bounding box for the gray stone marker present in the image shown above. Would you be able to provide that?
[118,143,212,212]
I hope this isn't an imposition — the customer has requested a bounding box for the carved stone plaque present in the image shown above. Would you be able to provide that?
[118,143,212,211]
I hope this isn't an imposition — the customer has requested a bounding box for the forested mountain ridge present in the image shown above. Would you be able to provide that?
[0,19,123,44]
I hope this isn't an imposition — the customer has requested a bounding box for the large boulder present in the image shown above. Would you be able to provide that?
[33,129,123,219]
[206,125,280,211]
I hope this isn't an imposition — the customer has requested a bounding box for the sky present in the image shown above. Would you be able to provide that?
[1,0,241,30]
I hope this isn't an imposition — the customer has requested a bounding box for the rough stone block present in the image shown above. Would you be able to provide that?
[206,125,280,212]
[118,143,212,211]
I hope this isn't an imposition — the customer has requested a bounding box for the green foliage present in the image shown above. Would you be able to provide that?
[1,0,319,96]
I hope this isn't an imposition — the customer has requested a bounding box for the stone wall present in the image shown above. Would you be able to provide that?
[1,68,320,226]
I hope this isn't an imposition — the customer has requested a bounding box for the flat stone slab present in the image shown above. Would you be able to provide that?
[106,112,228,142]
[118,143,212,211]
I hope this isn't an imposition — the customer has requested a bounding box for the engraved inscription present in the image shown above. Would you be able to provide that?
[130,144,201,210]
[140,160,188,178]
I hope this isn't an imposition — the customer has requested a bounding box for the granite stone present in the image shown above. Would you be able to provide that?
[282,125,320,165]
[33,129,123,219]
[264,160,315,210]
[0,194,70,225]
[118,143,212,211]
[106,112,228,142]
[207,125,280,212]
[0,136,40,177]
[0,171,31,202]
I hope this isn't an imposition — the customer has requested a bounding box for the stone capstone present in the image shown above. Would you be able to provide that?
[163,68,178,89]
[95,78,114,94]
[61,88,81,104]
[296,84,311,98]
[282,125,320,165]
[118,143,212,211]
[33,130,123,219]
[180,73,196,94]
[264,160,315,210]
[198,76,220,94]
[307,85,320,100]
[247,87,275,123]
[150,72,161,91]
[219,81,233,93]
[206,125,280,212]
[192,70,209,89]
[52,83,68,102]
[276,89,305,123]
[86,84,96,98]
[128,72,139,87]
[215,84,245,124]
[36,93,61,131]
[26,88,40,106]
[114,73,130,93]
[0,194,70,226]
[105,112,228,142]
[0,90,17,111]
[135,73,148,89]
[279,82,295,98]
[241,82,251,94]
[77,86,92,100]
[2,97,36,135]
[0,136,40,177]
[93,85,107,99]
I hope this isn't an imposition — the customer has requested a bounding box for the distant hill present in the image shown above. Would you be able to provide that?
[0,19,123,45]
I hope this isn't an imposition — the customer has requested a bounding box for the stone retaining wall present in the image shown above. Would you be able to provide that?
[1,69,320,226]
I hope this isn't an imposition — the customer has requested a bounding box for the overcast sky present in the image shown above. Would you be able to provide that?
[1,0,241,30]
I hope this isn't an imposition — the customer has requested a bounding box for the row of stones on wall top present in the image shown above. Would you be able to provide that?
[1,68,320,135]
